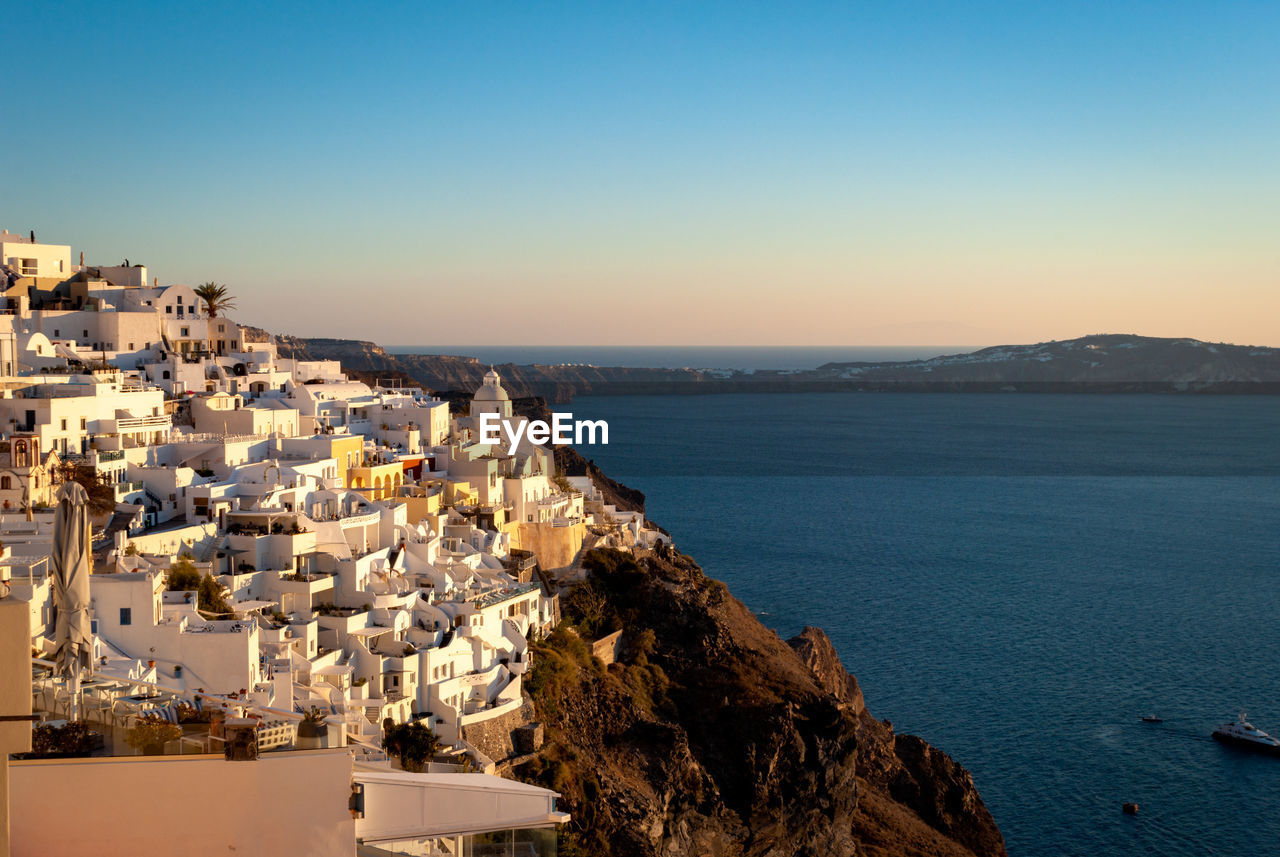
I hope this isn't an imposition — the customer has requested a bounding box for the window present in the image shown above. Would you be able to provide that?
[60,419,67,431]
[162,370,170,379]
[83,330,88,338]
[18,259,36,276]
[0,477,9,490]
[180,327,189,337]
[166,306,173,314]
[80,418,87,430]
[53,329,59,337]
[119,608,132,626]
[128,343,134,350]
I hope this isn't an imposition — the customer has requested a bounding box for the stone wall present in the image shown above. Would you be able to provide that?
[592,629,624,666]
[461,698,537,764]
[509,521,585,571]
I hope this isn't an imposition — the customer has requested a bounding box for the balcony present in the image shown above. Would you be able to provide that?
[108,414,173,433]
[113,481,145,501]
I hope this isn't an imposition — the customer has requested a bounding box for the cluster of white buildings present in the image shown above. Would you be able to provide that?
[0,230,666,857]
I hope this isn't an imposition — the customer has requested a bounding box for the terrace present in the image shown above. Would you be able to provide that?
[25,658,318,759]
[471,582,539,611]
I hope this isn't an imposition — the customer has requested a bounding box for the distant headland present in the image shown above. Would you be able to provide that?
[248,331,1280,401]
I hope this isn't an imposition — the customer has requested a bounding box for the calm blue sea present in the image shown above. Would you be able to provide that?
[572,392,1280,857]
[385,345,978,370]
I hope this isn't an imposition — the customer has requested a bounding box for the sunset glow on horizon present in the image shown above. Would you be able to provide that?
[7,1,1278,347]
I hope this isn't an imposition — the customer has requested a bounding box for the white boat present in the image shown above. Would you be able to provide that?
[1212,713,1280,756]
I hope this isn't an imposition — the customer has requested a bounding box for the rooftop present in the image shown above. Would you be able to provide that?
[471,581,539,610]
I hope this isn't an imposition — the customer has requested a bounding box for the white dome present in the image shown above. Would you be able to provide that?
[473,368,510,402]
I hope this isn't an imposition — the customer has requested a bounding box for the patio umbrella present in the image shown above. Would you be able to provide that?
[51,481,93,721]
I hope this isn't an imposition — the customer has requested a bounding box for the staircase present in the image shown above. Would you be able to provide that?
[195,536,223,563]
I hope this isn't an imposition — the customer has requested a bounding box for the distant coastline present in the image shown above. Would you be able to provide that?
[382,344,982,372]
[256,332,1280,401]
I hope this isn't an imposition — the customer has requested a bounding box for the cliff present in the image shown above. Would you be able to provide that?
[249,324,1007,853]
[516,547,1005,857]
[250,331,1280,398]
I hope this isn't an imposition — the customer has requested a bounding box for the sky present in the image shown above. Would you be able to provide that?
[4,1,1278,347]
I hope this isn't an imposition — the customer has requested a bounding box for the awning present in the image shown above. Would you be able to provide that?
[229,600,276,613]
[312,664,353,676]
[346,626,393,638]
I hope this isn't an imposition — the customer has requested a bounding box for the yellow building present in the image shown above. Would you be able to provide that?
[348,461,404,501]
[443,479,478,507]
[282,435,364,491]
[396,482,445,525]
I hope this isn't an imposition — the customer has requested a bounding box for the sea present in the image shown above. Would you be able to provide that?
[385,344,978,370]
[566,390,1280,857]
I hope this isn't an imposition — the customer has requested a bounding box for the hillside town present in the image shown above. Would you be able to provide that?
[0,230,665,857]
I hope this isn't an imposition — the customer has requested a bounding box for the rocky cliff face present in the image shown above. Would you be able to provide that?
[517,547,1005,857]
[788,627,1004,857]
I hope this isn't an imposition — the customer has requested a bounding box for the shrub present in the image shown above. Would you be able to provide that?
[197,573,233,614]
[383,721,440,772]
[125,715,182,752]
[31,721,94,757]
[166,556,201,591]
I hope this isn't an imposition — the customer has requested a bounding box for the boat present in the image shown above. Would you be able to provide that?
[1141,714,1163,723]
[1212,714,1280,756]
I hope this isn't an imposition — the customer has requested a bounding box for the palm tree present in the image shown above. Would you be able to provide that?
[194,282,237,318]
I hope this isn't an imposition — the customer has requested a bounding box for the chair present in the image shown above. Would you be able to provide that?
[112,697,143,729]
[51,688,77,720]
[81,690,114,726]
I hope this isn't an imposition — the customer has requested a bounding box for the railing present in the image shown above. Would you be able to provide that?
[115,415,172,431]
[335,511,380,528]
[4,555,50,581]
[502,553,537,572]
[170,432,272,444]
[471,582,539,610]
[95,449,125,463]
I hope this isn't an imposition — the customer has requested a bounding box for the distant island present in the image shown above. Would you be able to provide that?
[250,332,1280,401]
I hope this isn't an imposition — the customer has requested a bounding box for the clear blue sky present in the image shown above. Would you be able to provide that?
[7,2,1278,346]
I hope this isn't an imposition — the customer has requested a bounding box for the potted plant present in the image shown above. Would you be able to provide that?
[296,706,330,750]
[125,715,182,756]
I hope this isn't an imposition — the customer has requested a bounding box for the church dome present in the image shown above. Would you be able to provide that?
[473,368,510,402]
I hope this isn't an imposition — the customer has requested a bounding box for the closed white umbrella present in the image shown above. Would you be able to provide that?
[52,481,93,721]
